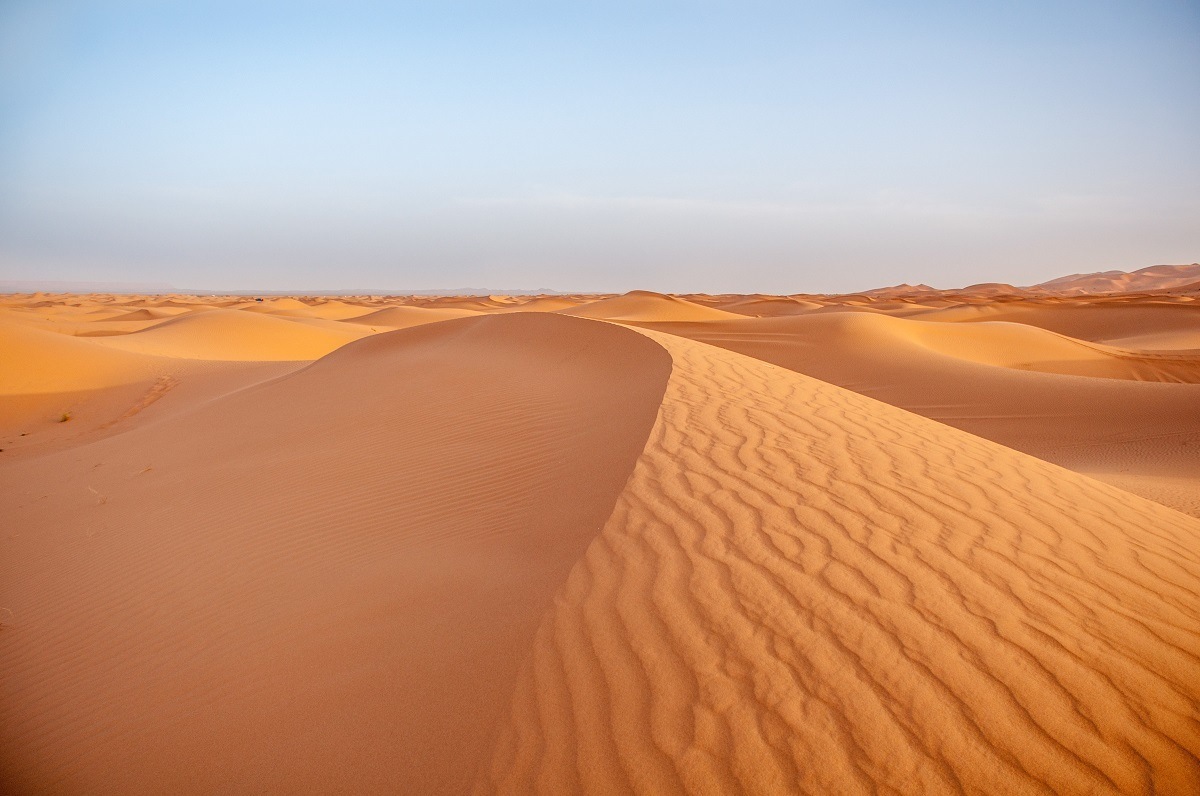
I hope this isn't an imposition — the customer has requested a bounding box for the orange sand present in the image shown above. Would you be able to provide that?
[1,285,1198,793]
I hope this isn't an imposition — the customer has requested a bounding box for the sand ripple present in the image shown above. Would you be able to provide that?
[482,328,1200,794]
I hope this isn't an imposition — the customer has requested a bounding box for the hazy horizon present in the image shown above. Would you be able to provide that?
[2,1,1198,294]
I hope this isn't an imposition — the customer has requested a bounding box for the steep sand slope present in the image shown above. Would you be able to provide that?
[483,328,1200,794]
[90,308,374,360]
[0,314,671,793]
[630,315,1200,516]
[566,291,745,322]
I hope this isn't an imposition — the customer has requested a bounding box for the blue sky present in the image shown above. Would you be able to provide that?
[1,0,1197,292]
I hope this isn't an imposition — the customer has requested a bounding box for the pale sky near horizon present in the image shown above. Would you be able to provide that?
[1,1,1197,293]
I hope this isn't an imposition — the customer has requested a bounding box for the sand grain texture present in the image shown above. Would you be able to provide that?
[3,291,1199,795]
[482,328,1200,795]
[0,314,671,793]
[632,313,1200,517]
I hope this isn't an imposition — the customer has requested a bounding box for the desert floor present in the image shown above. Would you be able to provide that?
[2,289,1199,793]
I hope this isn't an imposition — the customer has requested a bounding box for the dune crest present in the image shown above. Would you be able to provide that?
[482,328,1200,794]
[629,313,1200,516]
[0,314,671,793]
[344,304,481,327]
[566,291,745,322]
[0,320,167,394]
[89,308,373,360]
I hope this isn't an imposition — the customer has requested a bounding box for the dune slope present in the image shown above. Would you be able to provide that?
[630,314,1200,516]
[90,308,373,360]
[482,327,1200,794]
[0,320,168,394]
[344,304,481,328]
[565,291,744,322]
[0,314,671,793]
[914,301,1200,346]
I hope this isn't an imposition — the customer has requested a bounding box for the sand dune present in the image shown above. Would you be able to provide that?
[0,320,166,394]
[835,312,1200,382]
[1035,262,1200,294]
[90,308,374,360]
[1101,329,1200,351]
[231,297,379,321]
[494,296,583,313]
[232,296,316,315]
[631,313,1200,516]
[101,307,197,321]
[344,304,482,328]
[3,289,1199,794]
[566,290,745,322]
[483,327,1200,794]
[913,300,1200,345]
[0,314,671,793]
[706,295,825,316]
[638,311,1200,382]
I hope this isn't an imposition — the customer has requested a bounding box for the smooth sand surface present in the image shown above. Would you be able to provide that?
[2,288,1198,793]
[88,308,376,360]
[0,314,671,793]
[0,320,169,394]
[345,305,482,328]
[565,290,746,322]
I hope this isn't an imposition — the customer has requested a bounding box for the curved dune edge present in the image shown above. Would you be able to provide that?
[626,314,1200,517]
[480,328,1200,794]
[638,311,1200,384]
[344,304,482,327]
[565,291,745,322]
[0,314,672,793]
[0,320,170,394]
[87,308,375,360]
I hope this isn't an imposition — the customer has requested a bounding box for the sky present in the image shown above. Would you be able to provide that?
[1,0,1197,293]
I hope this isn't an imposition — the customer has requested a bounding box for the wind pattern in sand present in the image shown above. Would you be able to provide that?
[483,328,1200,794]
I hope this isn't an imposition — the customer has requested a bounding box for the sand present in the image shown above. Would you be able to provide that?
[0,313,671,792]
[1,287,1198,793]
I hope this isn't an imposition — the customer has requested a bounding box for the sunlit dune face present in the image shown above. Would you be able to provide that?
[2,289,1198,792]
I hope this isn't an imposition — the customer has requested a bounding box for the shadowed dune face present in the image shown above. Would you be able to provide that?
[483,329,1200,794]
[3,290,1200,794]
[0,314,671,793]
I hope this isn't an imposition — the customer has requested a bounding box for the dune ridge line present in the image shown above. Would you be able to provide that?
[481,326,1200,795]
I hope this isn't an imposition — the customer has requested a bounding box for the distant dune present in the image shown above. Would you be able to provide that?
[1034,263,1200,294]
[564,290,745,322]
[344,305,481,327]
[846,263,1200,299]
[2,285,1198,793]
[89,308,375,361]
